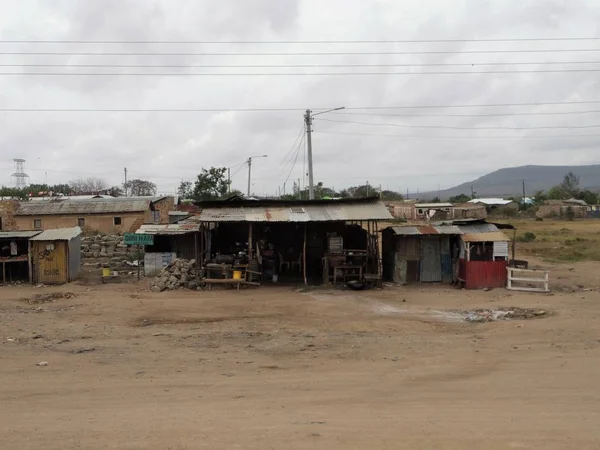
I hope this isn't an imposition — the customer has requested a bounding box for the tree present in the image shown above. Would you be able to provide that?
[533,190,547,205]
[575,189,598,205]
[107,186,124,197]
[449,193,471,204]
[547,185,568,200]
[561,172,580,197]
[69,177,108,194]
[124,179,157,197]
[177,181,193,199]
[381,190,404,201]
[193,167,230,201]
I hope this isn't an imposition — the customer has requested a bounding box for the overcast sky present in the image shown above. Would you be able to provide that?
[1,0,600,196]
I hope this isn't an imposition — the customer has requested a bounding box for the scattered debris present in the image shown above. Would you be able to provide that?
[36,361,49,366]
[150,259,198,292]
[71,347,96,354]
[26,292,77,305]
[463,307,549,323]
[6,337,15,342]
[31,334,44,340]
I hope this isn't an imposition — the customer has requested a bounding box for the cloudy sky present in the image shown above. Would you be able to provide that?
[1,0,600,196]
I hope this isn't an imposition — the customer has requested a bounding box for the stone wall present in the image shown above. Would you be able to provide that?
[0,200,18,231]
[81,233,142,269]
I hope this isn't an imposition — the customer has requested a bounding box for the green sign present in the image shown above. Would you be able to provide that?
[124,233,154,246]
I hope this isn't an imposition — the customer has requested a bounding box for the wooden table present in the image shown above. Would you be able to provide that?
[333,264,364,285]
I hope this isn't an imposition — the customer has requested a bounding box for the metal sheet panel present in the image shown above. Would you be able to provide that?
[458,223,499,234]
[68,235,81,281]
[17,198,158,216]
[0,231,42,239]
[390,226,421,235]
[30,227,82,241]
[462,232,510,243]
[32,240,68,284]
[136,223,199,235]
[420,237,442,282]
[460,259,508,289]
[493,241,509,259]
[197,201,392,222]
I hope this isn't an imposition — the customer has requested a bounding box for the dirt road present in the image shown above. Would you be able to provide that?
[1,270,600,449]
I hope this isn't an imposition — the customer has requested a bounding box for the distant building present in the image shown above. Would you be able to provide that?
[14,197,175,234]
[536,199,588,219]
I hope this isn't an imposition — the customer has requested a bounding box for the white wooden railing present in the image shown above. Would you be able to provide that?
[507,267,549,293]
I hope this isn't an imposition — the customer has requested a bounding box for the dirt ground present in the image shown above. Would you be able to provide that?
[2,260,600,449]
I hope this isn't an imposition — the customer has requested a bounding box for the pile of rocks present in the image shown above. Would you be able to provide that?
[151,259,198,292]
[81,234,141,269]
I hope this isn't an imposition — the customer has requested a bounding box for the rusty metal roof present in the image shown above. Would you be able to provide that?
[458,223,499,234]
[196,201,392,222]
[0,231,42,239]
[462,231,510,242]
[136,223,200,235]
[16,198,157,216]
[388,225,462,235]
[30,227,82,241]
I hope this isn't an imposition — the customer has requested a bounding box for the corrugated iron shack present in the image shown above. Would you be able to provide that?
[194,197,392,285]
[383,219,513,289]
[136,219,201,276]
[30,227,82,284]
[0,231,42,284]
[382,225,462,284]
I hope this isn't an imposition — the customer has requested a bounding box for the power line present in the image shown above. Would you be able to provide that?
[3,48,600,56]
[2,37,600,44]
[4,69,600,76]
[317,117,600,130]
[284,134,305,186]
[5,60,600,68]
[277,125,305,171]
[317,130,600,139]
[332,109,600,118]
[2,100,600,113]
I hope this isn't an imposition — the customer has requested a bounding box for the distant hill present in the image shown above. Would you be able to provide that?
[425,165,600,200]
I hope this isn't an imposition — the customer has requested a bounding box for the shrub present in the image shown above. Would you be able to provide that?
[535,217,543,221]
[517,232,536,243]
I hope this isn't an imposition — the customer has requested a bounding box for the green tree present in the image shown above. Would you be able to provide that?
[561,172,580,197]
[381,190,404,201]
[107,186,124,197]
[193,167,230,201]
[574,189,598,205]
[124,179,157,196]
[177,181,193,199]
[533,190,547,205]
[547,185,568,200]
[449,193,471,204]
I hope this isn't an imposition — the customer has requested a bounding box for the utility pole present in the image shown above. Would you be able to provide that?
[228,168,231,193]
[470,185,475,199]
[522,179,526,199]
[304,106,345,200]
[298,178,301,199]
[406,188,409,199]
[124,167,128,197]
[247,158,252,197]
[366,181,370,197]
[246,155,268,197]
[304,109,315,200]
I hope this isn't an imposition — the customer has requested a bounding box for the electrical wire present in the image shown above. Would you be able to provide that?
[4,60,600,68]
[3,48,600,56]
[317,130,600,139]
[283,133,305,186]
[331,109,600,118]
[4,69,600,76]
[2,100,600,113]
[2,37,600,44]
[317,117,600,130]
[278,125,306,172]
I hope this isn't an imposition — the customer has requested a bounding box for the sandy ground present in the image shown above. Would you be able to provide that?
[2,263,600,449]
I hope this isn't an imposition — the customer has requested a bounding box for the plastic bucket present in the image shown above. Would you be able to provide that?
[102,267,111,277]
[232,270,243,280]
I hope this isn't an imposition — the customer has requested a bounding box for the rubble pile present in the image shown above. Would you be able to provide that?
[81,234,140,269]
[463,307,548,323]
[151,259,198,292]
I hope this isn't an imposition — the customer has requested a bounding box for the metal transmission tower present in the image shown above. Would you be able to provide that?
[12,159,29,189]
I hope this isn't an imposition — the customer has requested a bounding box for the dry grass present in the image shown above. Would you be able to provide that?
[500,219,600,262]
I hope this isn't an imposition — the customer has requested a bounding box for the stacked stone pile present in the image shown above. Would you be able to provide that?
[81,234,141,269]
[151,259,198,292]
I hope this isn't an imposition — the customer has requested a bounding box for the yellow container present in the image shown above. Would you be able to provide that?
[102,267,111,277]
[232,270,243,280]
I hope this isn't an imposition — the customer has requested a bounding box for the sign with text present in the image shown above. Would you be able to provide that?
[124,233,154,246]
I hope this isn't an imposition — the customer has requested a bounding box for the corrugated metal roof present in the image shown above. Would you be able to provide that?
[17,198,154,216]
[389,225,462,235]
[415,203,454,208]
[468,198,513,206]
[196,201,392,222]
[0,231,43,239]
[30,227,82,241]
[136,223,200,235]
[463,231,510,242]
[458,223,499,233]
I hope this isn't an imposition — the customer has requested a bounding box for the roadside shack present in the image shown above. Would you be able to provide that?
[30,227,82,285]
[194,197,392,287]
[0,231,41,284]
